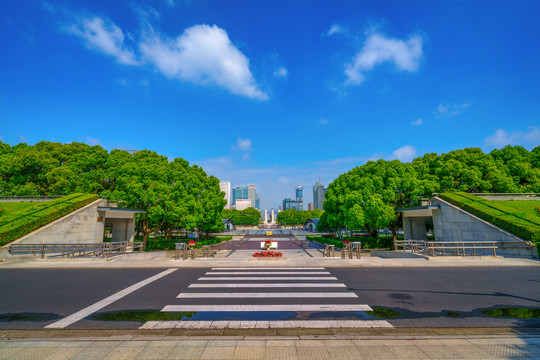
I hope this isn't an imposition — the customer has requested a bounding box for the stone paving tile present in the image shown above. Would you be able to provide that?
[43,347,86,360]
[322,340,354,347]
[119,340,151,347]
[447,345,496,359]
[134,346,176,360]
[264,346,297,360]
[294,340,326,347]
[236,340,266,347]
[206,340,238,347]
[147,340,180,347]
[176,340,208,347]
[167,346,205,360]
[478,344,540,358]
[296,346,331,360]
[266,340,296,347]
[0,348,25,360]
[388,345,431,359]
[69,346,115,360]
[415,345,462,359]
[356,346,398,359]
[5,347,58,359]
[102,346,145,360]
[351,339,384,346]
[200,346,235,360]
[326,346,362,360]
[233,346,265,360]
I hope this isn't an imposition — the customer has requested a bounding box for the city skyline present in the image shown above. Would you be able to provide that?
[1,1,539,209]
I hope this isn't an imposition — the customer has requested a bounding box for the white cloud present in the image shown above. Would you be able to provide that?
[436,102,469,118]
[411,118,423,126]
[345,33,422,85]
[17,134,28,143]
[163,0,175,6]
[84,136,102,146]
[327,24,344,36]
[391,145,417,162]
[233,137,252,152]
[242,153,250,160]
[140,24,268,100]
[68,16,138,65]
[484,126,540,149]
[274,67,288,78]
[319,118,329,125]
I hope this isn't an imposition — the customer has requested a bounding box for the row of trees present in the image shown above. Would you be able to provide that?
[277,209,324,225]
[0,142,226,247]
[318,146,540,238]
[222,208,261,226]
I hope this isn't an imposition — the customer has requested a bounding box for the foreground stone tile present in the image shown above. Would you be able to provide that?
[43,347,86,360]
[326,346,361,360]
[296,346,331,360]
[167,346,205,360]
[264,346,297,360]
[200,346,235,359]
[102,346,144,360]
[233,346,265,360]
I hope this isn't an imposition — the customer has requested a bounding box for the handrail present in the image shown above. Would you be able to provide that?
[395,240,498,257]
[323,244,335,257]
[7,241,143,259]
[341,242,361,259]
[175,242,193,260]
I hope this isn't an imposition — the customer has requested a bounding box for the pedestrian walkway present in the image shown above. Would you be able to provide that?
[1,334,540,359]
[139,267,393,330]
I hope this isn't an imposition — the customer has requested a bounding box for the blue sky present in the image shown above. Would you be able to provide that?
[1,0,540,209]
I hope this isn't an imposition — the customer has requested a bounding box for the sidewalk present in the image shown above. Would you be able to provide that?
[0,249,538,268]
[1,333,540,359]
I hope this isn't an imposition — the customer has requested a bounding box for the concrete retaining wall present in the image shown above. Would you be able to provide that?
[431,197,537,258]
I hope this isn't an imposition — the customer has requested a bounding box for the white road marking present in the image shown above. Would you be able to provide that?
[206,272,330,275]
[198,277,338,281]
[177,292,357,298]
[45,268,178,329]
[140,319,393,329]
[211,267,325,270]
[161,304,372,312]
[188,283,346,288]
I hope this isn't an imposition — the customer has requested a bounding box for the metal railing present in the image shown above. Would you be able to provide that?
[323,244,335,257]
[394,240,498,257]
[7,241,143,259]
[341,242,361,259]
[175,242,193,260]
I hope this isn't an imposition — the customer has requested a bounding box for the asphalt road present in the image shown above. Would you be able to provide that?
[0,267,539,329]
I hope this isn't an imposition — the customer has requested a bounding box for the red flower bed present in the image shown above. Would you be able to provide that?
[253,251,283,257]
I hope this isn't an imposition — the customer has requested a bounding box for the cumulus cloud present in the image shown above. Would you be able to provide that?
[233,137,252,152]
[484,126,540,149]
[327,24,344,36]
[274,67,288,78]
[345,33,422,85]
[68,16,138,65]
[436,102,469,118]
[140,24,268,100]
[391,145,417,162]
[411,118,423,126]
[319,118,329,125]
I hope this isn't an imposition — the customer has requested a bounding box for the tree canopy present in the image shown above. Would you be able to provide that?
[0,141,226,246]
[276,209,324,225]
[222,208,261,226]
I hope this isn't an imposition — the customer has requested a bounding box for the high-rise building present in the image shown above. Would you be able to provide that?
[255,194,260,210]
[231,184,259,209]
[313,178,326,210]
[282,198,303,211]
[308,202,314,210]
[235,199,252,211]
[296,185,303,202]
[219,181,231,209]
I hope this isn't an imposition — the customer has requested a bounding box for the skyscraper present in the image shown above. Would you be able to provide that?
[313,178,326,210]
[231,184,259,210]
[219,181,231,209]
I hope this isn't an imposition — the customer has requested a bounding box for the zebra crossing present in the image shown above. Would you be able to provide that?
[140,267,393,329]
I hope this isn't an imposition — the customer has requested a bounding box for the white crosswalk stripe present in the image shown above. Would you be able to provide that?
[141,267,394,329]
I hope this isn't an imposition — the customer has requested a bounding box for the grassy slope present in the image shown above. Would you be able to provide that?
[439,192,540,243]
[0,202,40,217]
[0,194,99,246]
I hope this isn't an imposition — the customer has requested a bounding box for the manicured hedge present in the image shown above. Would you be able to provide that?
[0,193,99,246]
[439,192,540,243]
[307,235,396,250]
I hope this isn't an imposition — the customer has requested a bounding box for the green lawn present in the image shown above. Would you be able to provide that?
[494,200,540,220]
[0,202,40,217]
